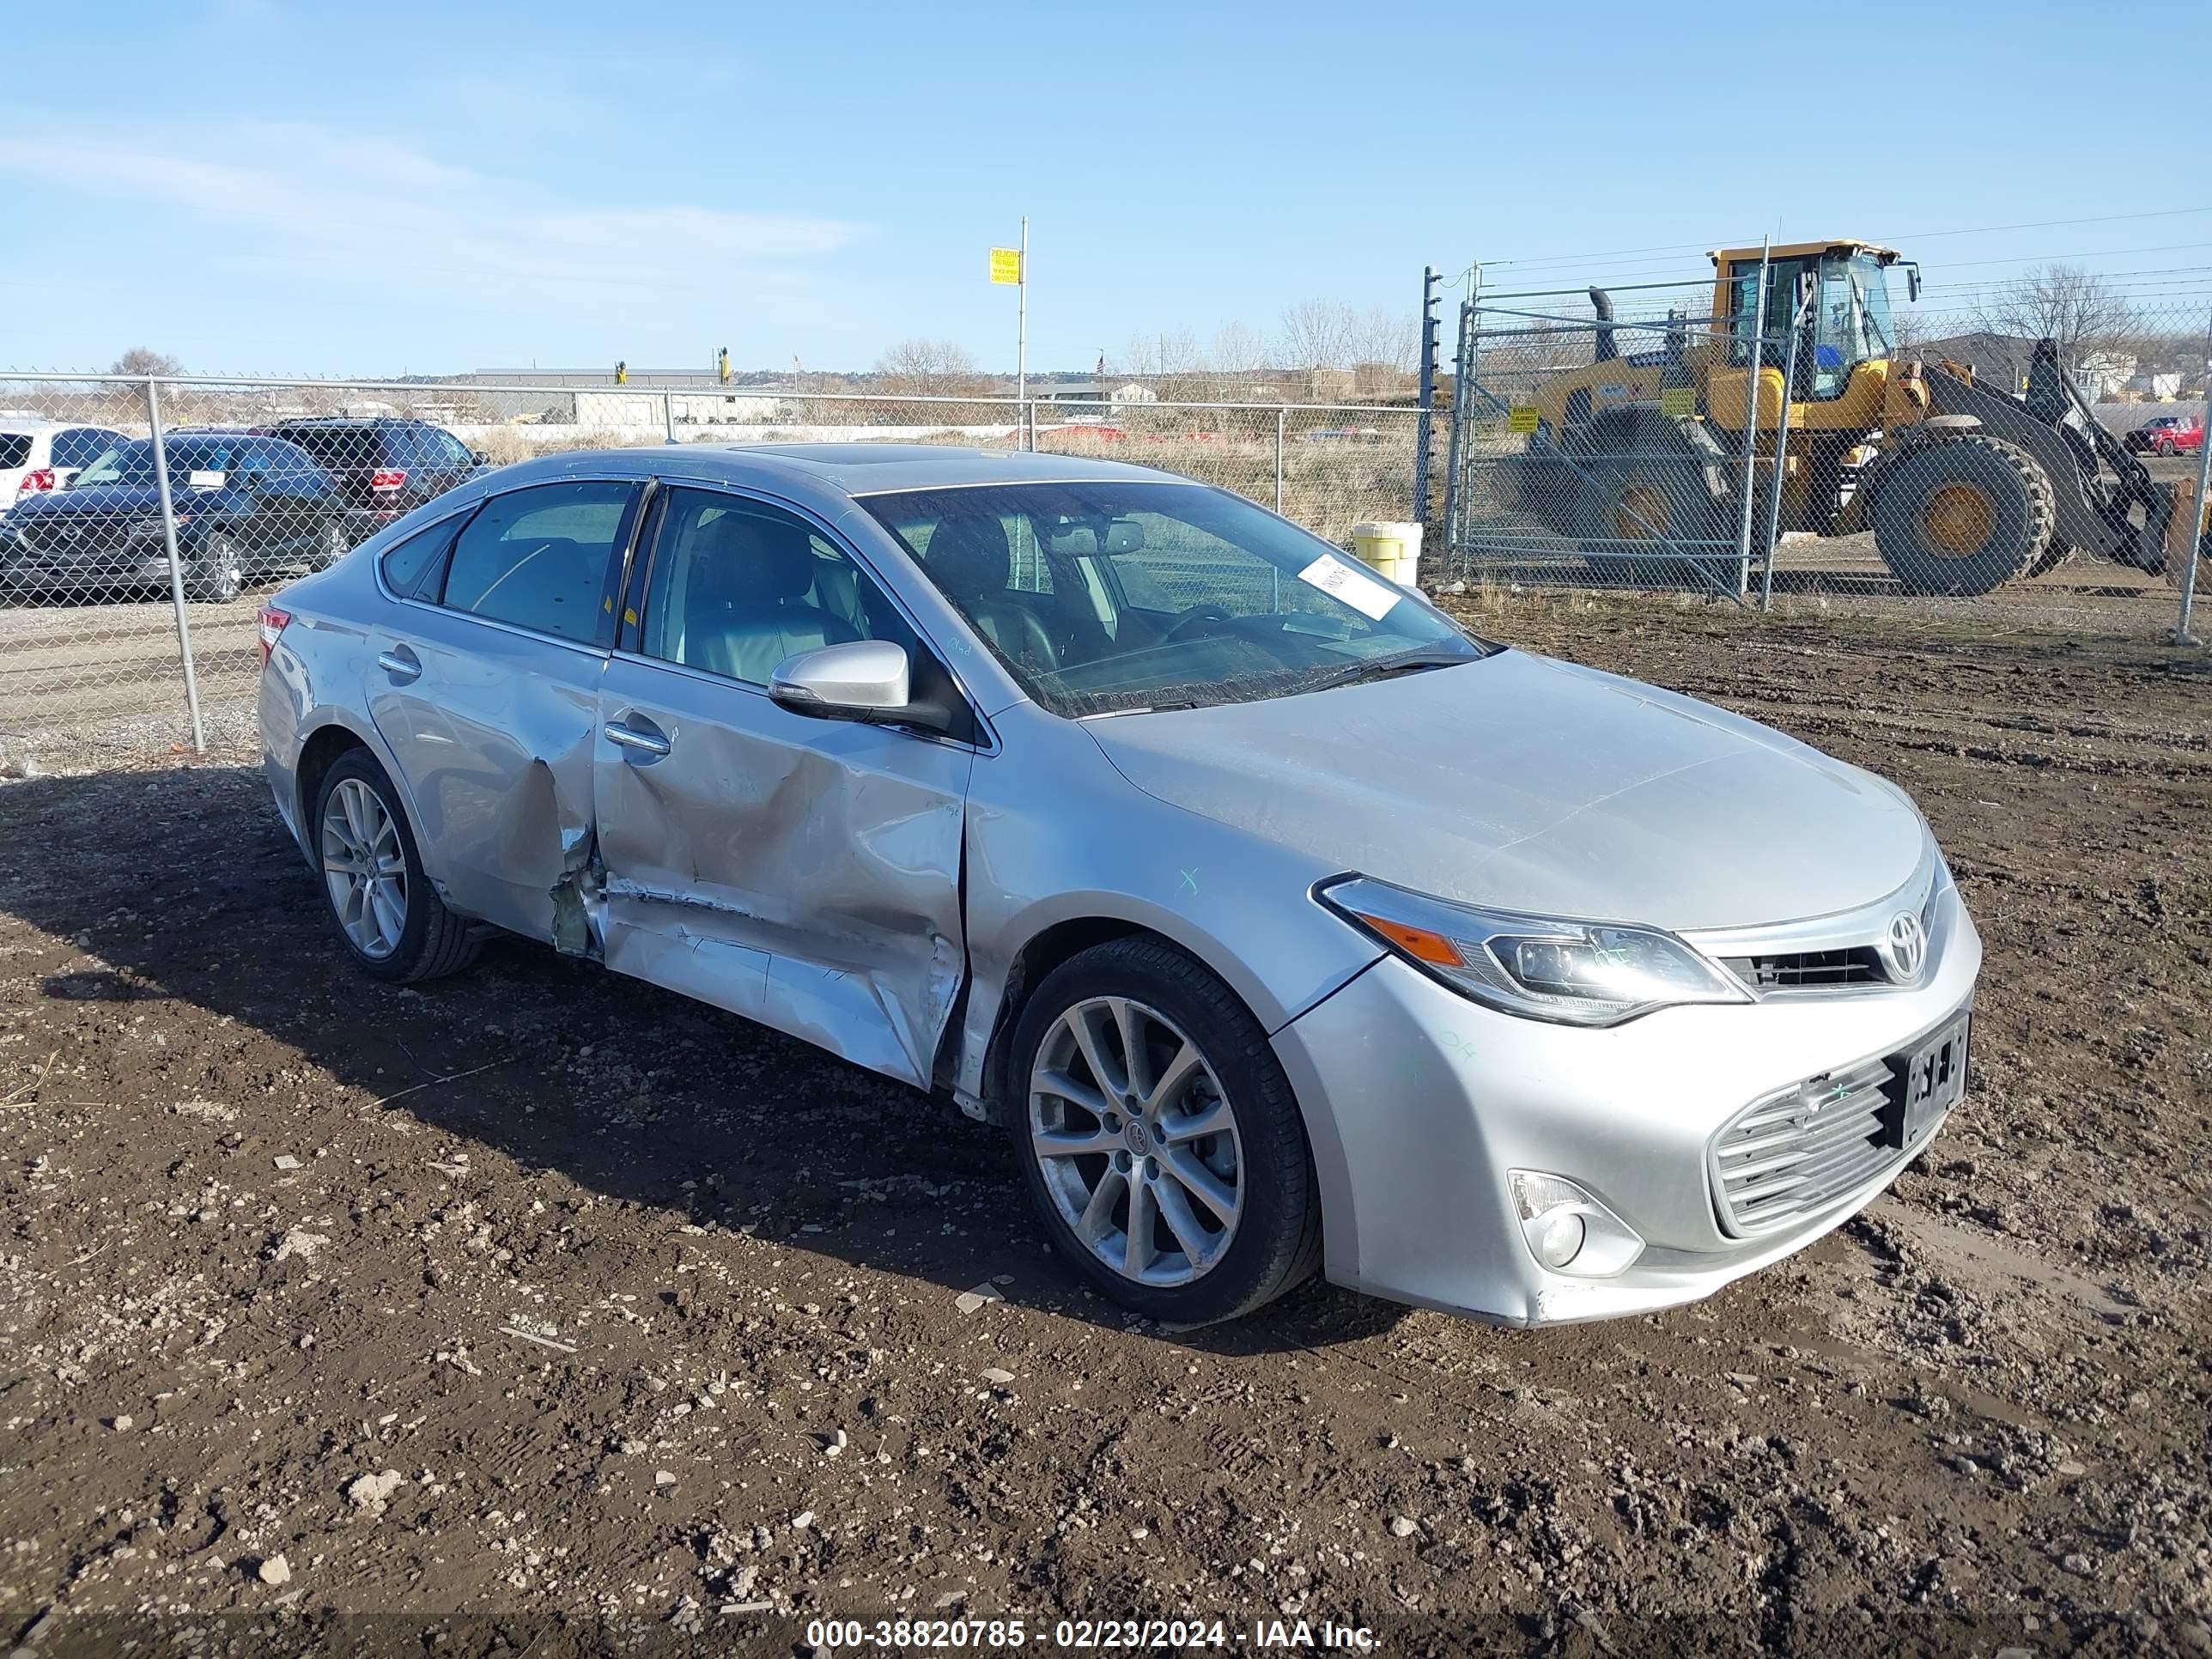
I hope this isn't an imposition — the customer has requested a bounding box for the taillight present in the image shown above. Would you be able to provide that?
[15,468,56,498]
[257,605,291,666]
[368,468,408,493]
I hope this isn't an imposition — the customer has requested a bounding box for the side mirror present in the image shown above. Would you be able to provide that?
[470,450,490,467]
[768,639,950,732]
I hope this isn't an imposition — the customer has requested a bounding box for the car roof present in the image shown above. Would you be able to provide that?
[274,415,440,427]
[484,442,1200,499]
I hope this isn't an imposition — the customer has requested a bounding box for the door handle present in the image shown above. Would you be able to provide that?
[603,720,672,757]
[376,647,420,679]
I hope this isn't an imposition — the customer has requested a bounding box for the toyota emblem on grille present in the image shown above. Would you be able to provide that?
[61,524,81,540]
[1886,912,1927,980]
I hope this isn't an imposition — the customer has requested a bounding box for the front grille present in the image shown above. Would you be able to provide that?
[1722,946,1887,990]
[21,517,135,559]
[1711,1056,1901,1235]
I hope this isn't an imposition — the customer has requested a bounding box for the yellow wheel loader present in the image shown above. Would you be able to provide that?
[1513,240,2191,596]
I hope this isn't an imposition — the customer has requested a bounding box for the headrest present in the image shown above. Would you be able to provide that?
[690,510,818,607]
[924,507,1012,599]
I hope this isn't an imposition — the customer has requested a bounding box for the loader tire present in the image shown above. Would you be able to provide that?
[2026,538,2075,580]
[1872,435,2055,597]
[1572,427,1728,579]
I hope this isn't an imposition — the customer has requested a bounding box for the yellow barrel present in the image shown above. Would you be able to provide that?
[1351,521,1424,586]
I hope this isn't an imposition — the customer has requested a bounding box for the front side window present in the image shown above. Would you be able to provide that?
[637,487,919,685]
[862,481,1484,717]
[437,480,638,645]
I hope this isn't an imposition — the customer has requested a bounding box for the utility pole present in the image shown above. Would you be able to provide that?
[1017,215,1029,408]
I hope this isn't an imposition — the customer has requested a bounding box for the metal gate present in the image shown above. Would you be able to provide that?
[1442,271,1802,605]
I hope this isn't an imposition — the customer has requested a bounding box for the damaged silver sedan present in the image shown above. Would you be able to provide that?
[259,445,1978,1327]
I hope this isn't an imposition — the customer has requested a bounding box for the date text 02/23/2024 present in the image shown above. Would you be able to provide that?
[802,1617,1379,1650]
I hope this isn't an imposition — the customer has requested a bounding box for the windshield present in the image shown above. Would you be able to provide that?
[861,481,1487,717]
[76,437,241,488]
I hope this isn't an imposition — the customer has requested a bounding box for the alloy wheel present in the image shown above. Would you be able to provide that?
[320,775,409,958]
[1028,995,1243,1287]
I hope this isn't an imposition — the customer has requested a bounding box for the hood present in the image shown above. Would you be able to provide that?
[1084,650,1928,932]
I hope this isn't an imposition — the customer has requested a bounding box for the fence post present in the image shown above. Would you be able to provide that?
[2174,308,2212,647]
[1413,264,1437,522]
[1734,240,1771,597]
[146,379,207,755]
[1274,406,1285,514]
[1759,272,1813,614]
[662,392,676,444]
[1443,295,1474,567]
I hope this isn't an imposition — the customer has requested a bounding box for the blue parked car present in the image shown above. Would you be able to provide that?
[0,431,347,604]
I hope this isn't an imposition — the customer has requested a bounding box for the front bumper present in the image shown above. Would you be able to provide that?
[1273,882,1981,1326]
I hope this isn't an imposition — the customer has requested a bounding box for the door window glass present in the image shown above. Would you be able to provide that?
[438,480,638,645]
[638,487,919,685]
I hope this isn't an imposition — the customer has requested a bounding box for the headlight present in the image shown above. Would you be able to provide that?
[1318,875,1751,1027]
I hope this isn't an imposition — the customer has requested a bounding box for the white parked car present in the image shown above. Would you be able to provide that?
[0,419,129,514]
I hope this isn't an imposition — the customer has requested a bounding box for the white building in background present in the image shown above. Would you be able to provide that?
[574,390,780,427]
[2071,352,2136,401]
[1109,382,1158,410]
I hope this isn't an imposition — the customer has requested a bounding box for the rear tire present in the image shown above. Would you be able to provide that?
[1571,418,1729,582]
[1872,435,2054,597]
[1007,937,1321,1325]
[313,750,479,983]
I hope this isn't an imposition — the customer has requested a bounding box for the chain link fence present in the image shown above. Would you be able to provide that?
[1439,252,2212,644]
[0,374,1421,770]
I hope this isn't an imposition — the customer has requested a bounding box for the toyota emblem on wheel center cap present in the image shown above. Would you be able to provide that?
[1885,911,1927,980]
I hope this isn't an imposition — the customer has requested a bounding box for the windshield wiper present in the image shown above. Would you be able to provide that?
[1303,650,1473,696]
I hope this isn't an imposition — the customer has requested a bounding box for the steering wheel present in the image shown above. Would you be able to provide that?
[1164,603,1237,643]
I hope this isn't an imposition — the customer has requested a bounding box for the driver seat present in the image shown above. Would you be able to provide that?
[922,510,1059,672]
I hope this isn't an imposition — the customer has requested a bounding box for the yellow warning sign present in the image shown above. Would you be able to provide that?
[1507,405,1539,434]
[1660,386,1697,418]
[989,246,1023,285]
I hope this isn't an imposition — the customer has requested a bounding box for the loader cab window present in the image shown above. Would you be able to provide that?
[1726,252,1897,400]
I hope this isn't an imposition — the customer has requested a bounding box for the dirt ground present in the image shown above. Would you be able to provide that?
[0,598,2208,1658]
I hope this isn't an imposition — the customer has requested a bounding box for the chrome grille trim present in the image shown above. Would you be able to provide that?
[1687,842,1951,999]
[1710,1055,1899,1237]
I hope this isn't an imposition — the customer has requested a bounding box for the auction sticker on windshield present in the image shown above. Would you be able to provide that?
[1295,555,1400,621]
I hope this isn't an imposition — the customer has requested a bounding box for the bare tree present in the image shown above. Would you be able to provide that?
[1346,305,1417,397]
[1275,299,1356,376]
[1971,264,2137,373]
[111,348,183,377]
[873,338,980,397]
[1207,321,1269,396]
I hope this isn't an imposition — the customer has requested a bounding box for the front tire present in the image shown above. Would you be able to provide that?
[1009,937,1321,1324]
[313,750,479,983]
[1872,435,2054,597]
[185,532,245,603]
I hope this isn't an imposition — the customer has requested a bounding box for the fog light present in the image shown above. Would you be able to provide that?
[1506,1169,1645,1278]
[1535,1210,1586,1268]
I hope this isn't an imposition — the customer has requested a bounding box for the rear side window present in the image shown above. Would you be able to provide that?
[380,515,465,597]
[436,481,638,645]
[0,434,30,469]
[283,425,379,470]
[52,428,115,469]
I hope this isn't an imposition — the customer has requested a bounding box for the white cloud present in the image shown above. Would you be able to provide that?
[0,118,869,300]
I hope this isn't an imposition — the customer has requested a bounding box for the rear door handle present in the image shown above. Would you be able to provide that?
[376,646,421,680]
[603,720,672,758]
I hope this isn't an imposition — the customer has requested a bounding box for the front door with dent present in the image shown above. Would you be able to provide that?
[594,485,972,1087]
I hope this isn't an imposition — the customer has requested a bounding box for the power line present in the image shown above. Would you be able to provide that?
[1476,206,2212,278]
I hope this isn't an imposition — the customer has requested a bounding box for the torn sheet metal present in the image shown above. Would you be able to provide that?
[592,658,970,1089]
[362,615,602,943]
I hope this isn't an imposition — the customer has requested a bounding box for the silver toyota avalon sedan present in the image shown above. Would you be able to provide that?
[258,445,1978,1328]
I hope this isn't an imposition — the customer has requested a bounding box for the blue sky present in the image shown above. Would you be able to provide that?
[3,0,2205,376]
